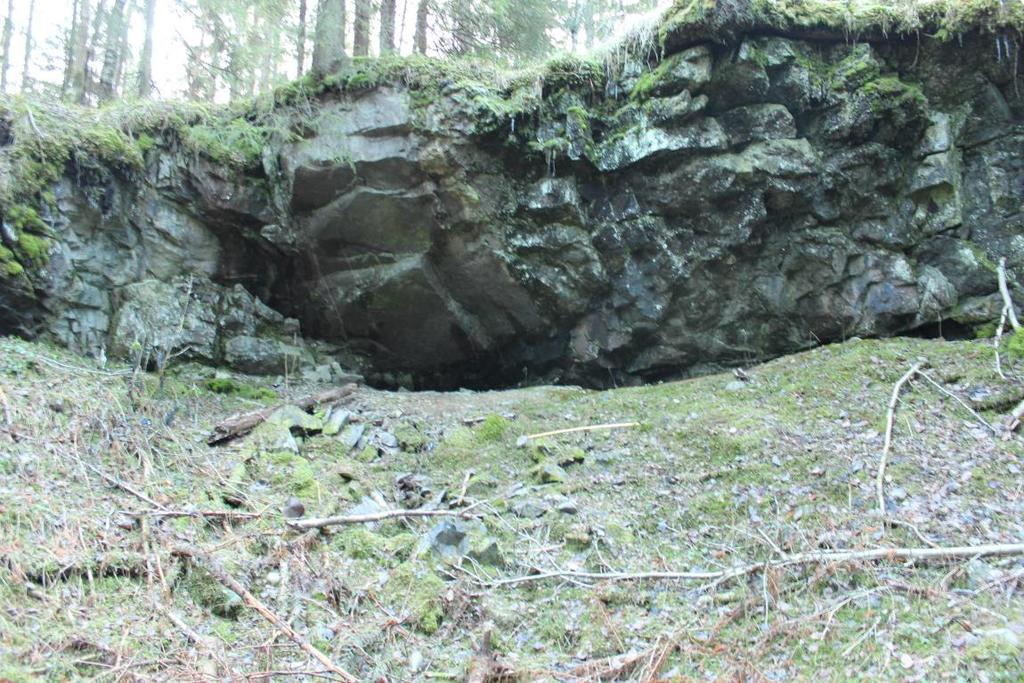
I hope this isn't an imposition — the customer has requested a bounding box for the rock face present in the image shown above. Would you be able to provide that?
[2,27,1023,388]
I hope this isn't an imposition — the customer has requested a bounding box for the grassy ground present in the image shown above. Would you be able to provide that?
[1,334,1022,681]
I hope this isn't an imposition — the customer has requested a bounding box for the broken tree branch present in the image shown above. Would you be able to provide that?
[997,258,1022,332]
[480,542,1024,588]
[84,461,167,510]
[171,546,358,683]
[876,362,927,518]
[518,421,640,444]
[1007,399,1024,435]
[917,371,1000,435]
[207,383,358,445]
[0,386,10,427]
[288,500,485,531]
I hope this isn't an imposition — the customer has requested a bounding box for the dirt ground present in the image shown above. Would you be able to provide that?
[1,334,1023,681]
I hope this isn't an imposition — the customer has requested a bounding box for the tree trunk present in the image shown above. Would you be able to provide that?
[84,0,109,100]
[413,0,428,55]
[352,0,370,57]
[113,0,133,93]
[379,0,396,54]
[311,0,347,75]
[0,0,14,93]
[137,0,155,97]
[98,0,128,101]
[20,0,35,93]
[68,0,91,102]
[296,0,307,76]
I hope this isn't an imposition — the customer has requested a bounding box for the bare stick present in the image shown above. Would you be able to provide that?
[917,371,999,435]
[133,509,262,521]
[997,258,1022,332]
[289,500,485,531]
[171,546,358,682]
[84,461,167,510]
[1007,399,1024,434]
[207,383,358,445]
[519,421,640,443]
[876,363,926,518]
[481,542,1024,588]
[0,386,11,427]
[995,306,1009,380]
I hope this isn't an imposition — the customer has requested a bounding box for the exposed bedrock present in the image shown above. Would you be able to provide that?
[2,31,1024,388]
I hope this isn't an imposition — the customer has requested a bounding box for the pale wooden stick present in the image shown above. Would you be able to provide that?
[519,421,640,443]
[171,546,358,683]
[995,306,1009,380]
[289,500,485,531]
[482,542,1024,588]
[876,363,926,518]
[917,371,999,434]
[84,461,167,510]
[1007,399,1024,434]
[0,386,10,426]
[998,259,1022,332]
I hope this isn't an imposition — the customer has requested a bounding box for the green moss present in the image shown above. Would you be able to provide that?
[1006,332,1024,361]
[183,118,271,168]
[6,204,47,233]
[14,232,50,267]
[136,133,157,154]
[658,0,1024,48]
[385,561,446,634]
[0,245,24,277]
[182,566,243,618]
[333,527,388,560]
[528,137,571,155]
[476,414,511,442]
[394,422,429,452]
[862,75,927,113]
[975,322,999,339]
[204,378,278,402]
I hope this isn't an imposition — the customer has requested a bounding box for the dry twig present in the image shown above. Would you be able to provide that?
[917,371,999,434]
[288,500,485,531]
[171,546,358,682]
[998,258,1022,332]
[0,386,11,427]
[518,421,639,444]
[84,461,167,510]
[479,542,1024,588]
[207,383,358,445]
[876,362,926,517]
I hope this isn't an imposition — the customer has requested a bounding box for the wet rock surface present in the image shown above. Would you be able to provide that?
[3,34,1024,388]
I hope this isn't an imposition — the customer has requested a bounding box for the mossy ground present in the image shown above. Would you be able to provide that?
[660,0,1024,47]
[1,334,1022,680]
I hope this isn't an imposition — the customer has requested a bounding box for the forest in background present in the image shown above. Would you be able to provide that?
[0,0,664,104]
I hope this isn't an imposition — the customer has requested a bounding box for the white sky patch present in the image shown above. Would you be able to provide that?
[1,0,679,101]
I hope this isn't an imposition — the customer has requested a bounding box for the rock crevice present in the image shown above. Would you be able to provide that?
[1,28,1023,388]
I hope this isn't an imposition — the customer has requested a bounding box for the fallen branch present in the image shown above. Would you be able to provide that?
[917,371,1000,435]
[207,383,358,445]
[995,306,1009,380]
[997,258,1022,332]
[171,546,358,682]
[288,500,485,531]
[134,509,262,521]
[84,462,167,511]
[1007,399,1024,435]
[876,362,927,518]
[162,603,244,678]
[0,386,10,427]
[518,421,640,445]
[480,542,1024,588]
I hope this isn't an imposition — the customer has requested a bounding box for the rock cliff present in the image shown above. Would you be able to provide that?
[2,1,1023,388]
